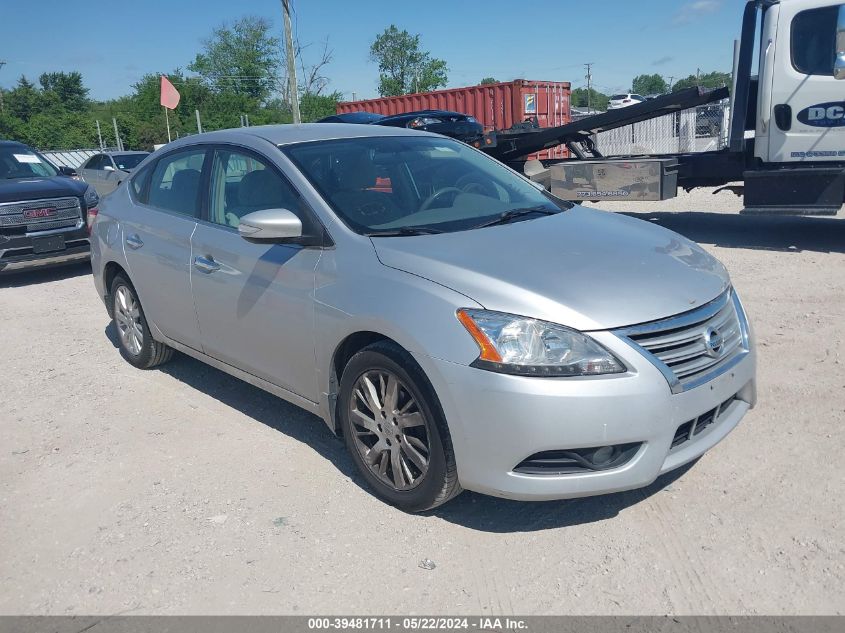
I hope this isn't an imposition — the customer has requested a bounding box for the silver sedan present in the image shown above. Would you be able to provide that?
[90,124,756,511]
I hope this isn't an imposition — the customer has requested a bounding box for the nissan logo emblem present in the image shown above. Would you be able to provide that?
[704,327,723,356]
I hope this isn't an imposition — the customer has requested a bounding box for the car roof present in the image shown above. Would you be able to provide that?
[162,123,434,150]
[0,140,31,149]
[101,150,149,156]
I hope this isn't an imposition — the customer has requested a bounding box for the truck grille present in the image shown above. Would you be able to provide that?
[616,289,749,393]
[0,196,83,233]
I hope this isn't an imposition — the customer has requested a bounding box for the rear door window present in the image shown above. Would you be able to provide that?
[146,149,207,217]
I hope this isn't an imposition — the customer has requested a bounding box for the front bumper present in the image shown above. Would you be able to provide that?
[0,224,90,272]
[417,330,756,501]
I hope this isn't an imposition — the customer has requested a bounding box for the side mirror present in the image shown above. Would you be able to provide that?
[58,165,78,177]
[835,5,845,80]
[238,208,303,242]
[104,165,115,172]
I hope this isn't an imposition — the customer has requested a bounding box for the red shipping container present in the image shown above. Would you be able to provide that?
[337,79,571,160]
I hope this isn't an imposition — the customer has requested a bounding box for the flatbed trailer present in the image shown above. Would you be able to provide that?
[477,0,845,216]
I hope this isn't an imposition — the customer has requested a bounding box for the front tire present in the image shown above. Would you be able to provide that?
[338,341,461,512]
[110,274,173,369]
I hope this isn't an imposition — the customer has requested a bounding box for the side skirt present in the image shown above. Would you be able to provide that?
[153,327,326,422]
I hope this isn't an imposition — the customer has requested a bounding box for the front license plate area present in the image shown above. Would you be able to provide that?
[32,235,66,254]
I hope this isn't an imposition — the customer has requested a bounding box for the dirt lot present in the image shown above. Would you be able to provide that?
[1,189,843,615]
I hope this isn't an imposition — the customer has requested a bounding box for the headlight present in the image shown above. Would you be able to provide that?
[408,116,442,129]
[456,309,626,377]
[83,185,99,209]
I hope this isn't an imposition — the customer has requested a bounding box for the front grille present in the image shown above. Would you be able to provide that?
[616,289,748,393]
[0,197,83,233]
[671,394,738,449]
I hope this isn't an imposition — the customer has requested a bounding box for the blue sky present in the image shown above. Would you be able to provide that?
[3,0,742,101]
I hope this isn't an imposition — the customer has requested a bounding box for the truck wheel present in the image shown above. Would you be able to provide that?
[338,341,462,512]
[110,274,173,369]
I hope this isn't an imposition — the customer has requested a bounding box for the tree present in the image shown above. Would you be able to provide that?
[296,40,334,96]
[189,16,281,103]
[571,87,609,112]
[631,73,667,96]
[5,76,41,122]
[480,77,498,85]
[38,71,89,111]
[369,25,448,96]
[672,71,731,92]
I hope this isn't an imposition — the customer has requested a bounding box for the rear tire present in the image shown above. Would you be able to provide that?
[338,341,461,512]
[110,274,173,369]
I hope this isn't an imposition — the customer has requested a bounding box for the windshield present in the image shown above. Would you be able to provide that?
[284,136,568,235]
[113,153,147,170]
[0,146,58,179]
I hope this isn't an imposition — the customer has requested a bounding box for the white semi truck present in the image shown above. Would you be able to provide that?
[479,0,845,215]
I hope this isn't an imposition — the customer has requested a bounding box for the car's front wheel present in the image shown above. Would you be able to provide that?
[110,274,173,369]
[338,341,461,512]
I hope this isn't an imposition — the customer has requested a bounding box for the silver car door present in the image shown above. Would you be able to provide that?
[189,147,322,402]
[121,147,207,351]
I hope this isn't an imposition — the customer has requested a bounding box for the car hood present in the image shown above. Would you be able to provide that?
[371,205,730,331]
[0,176,87,204]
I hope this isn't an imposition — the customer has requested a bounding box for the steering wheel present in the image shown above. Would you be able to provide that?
[455,174,498,198]
[419,187,464,211]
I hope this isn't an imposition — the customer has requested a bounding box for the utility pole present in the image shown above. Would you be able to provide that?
[112,117,123,151]
[282,0,301,123]
[195,109,203,134]
[0,60,6,113]
[667,76,675,91]
[584,63,594,111]
[95,120,104,150]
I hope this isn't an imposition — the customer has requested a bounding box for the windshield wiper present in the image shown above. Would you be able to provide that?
[366,226,444,237]
[472,206,560,229]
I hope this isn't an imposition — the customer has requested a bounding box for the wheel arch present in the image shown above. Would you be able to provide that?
[102,260,130,318]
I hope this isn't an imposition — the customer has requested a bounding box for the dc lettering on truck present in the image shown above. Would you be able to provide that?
[797,102,845,127]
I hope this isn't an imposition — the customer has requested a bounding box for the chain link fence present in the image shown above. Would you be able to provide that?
[594,100,729,156]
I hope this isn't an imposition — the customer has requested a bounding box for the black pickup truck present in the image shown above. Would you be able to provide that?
[0,140,97,272]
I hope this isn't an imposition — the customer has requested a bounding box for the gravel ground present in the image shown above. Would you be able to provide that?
[1,188,843,615]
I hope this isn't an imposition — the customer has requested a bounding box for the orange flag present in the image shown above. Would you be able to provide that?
[160,75,180,110]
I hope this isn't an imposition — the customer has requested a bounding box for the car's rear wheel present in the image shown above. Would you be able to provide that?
[338,341,461,512]
[111,274,173,369]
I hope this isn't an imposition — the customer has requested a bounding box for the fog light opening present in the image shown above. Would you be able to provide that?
[589,445,616,466]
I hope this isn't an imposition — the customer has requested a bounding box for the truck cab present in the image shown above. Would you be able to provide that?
[755,0,845,164]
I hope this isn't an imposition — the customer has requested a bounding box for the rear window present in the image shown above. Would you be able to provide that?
[610,95,627,101]
[791,4,840,75]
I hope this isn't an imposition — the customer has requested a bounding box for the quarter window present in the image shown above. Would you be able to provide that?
[147,149,206,216]
[208,149,304,228]
[792,4,841,76]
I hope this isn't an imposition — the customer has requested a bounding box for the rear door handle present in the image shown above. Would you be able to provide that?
[125,234,144,250]
[193,255,221,274]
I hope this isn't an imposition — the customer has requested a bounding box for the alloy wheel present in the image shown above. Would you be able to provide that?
[114,285,144,356]
[349,369,431,491]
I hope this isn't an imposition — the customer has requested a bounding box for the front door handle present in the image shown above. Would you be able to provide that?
[125,234,144,250]
[193,255,221,274]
